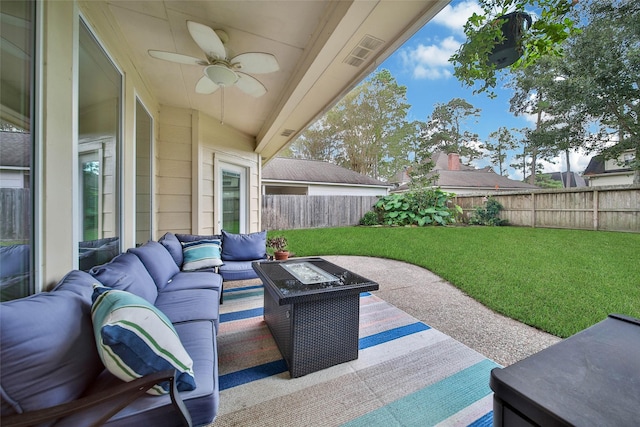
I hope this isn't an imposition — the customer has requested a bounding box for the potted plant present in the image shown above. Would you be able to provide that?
[266,235,289,260]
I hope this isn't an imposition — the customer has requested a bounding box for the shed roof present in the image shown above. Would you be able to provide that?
[263,158,389,187]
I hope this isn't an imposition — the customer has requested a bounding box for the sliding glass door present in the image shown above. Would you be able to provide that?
[0,0,34,300]
[77,19,122,270]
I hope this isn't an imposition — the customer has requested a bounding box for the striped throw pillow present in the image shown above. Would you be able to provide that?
[181,239,223,271]
[90,285,196,395]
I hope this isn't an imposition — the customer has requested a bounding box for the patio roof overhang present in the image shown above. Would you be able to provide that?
[101,0,450,163]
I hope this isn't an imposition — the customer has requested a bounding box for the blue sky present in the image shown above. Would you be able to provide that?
[375,0,591,180]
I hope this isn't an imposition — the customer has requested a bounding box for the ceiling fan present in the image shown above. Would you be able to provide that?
[148,20,279,98]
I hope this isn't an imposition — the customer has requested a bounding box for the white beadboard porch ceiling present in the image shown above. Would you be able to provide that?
[105,0,449,162]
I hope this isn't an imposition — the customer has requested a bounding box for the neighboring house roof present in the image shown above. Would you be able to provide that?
[583,156,606,175]
[549,171,587,188]
[583,154,634,176]
[392,152,538,192]
[263,157,389,187]
[435,169,537,189]
[0,132,31,168]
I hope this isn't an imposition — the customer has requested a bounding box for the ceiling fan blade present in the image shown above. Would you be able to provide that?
[187,21,226,60]
[195,75,220,94]
[148,50,205,65]
[235,72,267,97]
[231,53,279,74]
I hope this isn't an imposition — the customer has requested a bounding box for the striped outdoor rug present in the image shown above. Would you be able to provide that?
[211,285,498,427]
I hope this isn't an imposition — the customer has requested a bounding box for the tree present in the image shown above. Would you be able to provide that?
[508,55,576,184]
[509,128,551,182]
[287,69,413,180]
[418,98,483,162]
[284,122,338,162]
[508,0,640,184]
[450,0,581,97]
[483,127,519,175]
[557,0,640,183]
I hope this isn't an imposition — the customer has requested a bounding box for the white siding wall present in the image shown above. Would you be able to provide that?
[37,1,262,287]
[0,170,25,188]
[156,107,192,236]
[588,174,634,187]
[308,184,388,196]
[155,108,261,237]
[197,111,261,234]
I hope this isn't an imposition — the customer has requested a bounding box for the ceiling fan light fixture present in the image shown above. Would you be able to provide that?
[204,65,238,87]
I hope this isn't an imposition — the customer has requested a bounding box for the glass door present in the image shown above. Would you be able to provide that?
[79,150,102,241]
[219,164,246,233]
[77,19,121,269]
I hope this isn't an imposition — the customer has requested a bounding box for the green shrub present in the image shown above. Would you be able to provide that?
[359,210,381,226]
[368,188,462,227]
[469,197,508,226]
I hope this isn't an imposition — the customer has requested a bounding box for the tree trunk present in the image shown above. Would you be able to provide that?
[565,149,571,188]
[529,109,542,186]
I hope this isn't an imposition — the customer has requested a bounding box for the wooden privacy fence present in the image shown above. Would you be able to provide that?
[0,188,31,241]
[454,185,640,233]
[262,195,380,230]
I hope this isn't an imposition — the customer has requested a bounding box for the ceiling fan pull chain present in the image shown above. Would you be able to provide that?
[220,86,224,125]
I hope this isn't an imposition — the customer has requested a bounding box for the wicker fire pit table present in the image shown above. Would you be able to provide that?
[252,257,379,378]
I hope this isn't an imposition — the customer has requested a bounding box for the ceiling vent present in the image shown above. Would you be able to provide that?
[280,129,296,137]
[343,35,384,67]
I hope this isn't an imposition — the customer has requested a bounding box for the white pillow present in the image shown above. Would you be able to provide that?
[90,285,196,395]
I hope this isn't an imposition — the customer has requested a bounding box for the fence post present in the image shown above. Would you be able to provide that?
[530,192,536,228]
[593,189,599,231]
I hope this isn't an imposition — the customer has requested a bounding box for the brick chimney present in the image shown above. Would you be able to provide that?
[448,153,461,171]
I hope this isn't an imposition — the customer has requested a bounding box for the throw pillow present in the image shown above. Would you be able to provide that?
[181,239,223,271]
[128,241,179,290]
[159,232,183,267]
[89,252,158,303]
[220,230,267,261]
[90,285,196,395]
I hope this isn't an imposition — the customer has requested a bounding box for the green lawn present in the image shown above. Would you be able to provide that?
[271,226,640,338]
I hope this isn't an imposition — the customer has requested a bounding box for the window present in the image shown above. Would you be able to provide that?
[623,153,635,167]
[78,19,122,271]
[0,0,34,300]
[135,98,152,246]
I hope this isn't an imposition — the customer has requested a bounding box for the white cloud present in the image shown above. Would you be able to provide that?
[541,150,592,174]
[396,0,483,81]
[400,36,460,80]
[504,150,592,181]
[432,0,483,33]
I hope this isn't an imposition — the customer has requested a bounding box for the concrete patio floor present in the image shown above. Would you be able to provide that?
[233,255,561,367]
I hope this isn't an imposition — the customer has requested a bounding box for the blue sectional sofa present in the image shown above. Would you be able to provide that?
[0,230,267,427]
[168,230,266,282]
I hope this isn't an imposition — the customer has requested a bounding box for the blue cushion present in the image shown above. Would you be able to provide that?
[176,233,221,243]
[128,241,179,290]
[218,261,259,281]
[220,230,267,261]
[90,286,196,395]
[89,253,158,303]
[182,239,223,271]
[155,288,220,325]
[0,271,103,416]
[159,232,183,267]
[166,271,223,292]
[0,244,29,278]
[56,320,219,427]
